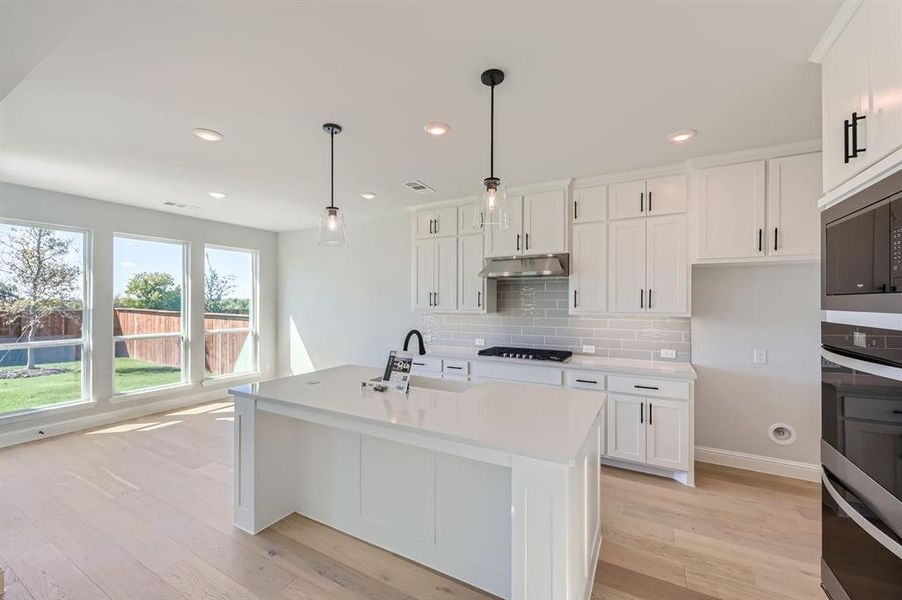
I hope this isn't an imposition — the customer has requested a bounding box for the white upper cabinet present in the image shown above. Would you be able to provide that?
[646,175,689,216]
[608,218,647,313]
[820,0,902,192]
[457,202,483,236]
[413,237,457,311]
[485,190,567,258]
[458,233,486,312]
[646,215,688,314]
[696,160,767,261]
[413,239,436,309]
[572,185,608,223]
[414,206,458,239]
[570,222,607,313]
[609,180,648,220]
[766,152,822,257]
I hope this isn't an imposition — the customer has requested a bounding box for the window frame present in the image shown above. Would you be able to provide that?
[0,218,93,418]
[203,243,259,380]
[111,233,190,398]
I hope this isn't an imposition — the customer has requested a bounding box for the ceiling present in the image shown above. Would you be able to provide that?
[0,1,839,232]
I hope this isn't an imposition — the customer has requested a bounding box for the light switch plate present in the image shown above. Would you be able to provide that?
[474,338,485,347]
[582,344,596,354]
[753,348,767,365]
[659,349,676,359]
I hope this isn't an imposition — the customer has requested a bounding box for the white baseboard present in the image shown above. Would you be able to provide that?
[695,446,820,482]
[0,389,231,449]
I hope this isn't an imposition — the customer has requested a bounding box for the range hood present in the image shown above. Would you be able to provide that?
[478,254,569,279]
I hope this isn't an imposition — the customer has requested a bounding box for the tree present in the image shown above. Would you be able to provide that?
[118,272,181,311]
[0,227,81,369]
[204,254,236,313]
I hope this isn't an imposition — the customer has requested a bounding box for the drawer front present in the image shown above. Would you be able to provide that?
[470,362,563,386]
[566,370,606,391]
[607,375,689,400]
[411,356,443,374]
[844,396,902,424]
[442,373,469,382]
[443,359,470,376]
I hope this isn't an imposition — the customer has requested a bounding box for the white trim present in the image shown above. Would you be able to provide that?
[113,331,183,342]
[202,370,262,386]
[109,381,196,404]
[573,163,686,189]
[686,139,821,170]
[694,446,820,482]
[0,398,97,425]
[203,327,252,335]
[692,255,819,267]
[0,337,87,351]
[0,388,230,449]
[823,309,902,330]
[405,179,573,212]
[809,0,863,63]
[819,145,902,210]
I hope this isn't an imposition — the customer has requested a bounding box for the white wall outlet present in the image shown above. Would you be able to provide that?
[582,344,596,354]
[424,334,433,343]
[853,331,867,348]
[753,348,767,365]
[659,348,676,359]
[474,338,485,347]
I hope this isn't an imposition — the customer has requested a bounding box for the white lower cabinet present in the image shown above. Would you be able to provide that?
[606,394,646,463]
[646,398,690,471]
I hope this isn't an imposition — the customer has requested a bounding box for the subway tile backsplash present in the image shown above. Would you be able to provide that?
[420,278,691,362]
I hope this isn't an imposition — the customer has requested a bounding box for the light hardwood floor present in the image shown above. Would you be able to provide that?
[0,400,822,600]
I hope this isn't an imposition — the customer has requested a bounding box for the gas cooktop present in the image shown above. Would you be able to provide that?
[477,346,573,362]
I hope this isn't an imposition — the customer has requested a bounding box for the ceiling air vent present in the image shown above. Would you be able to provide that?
[162,201,201,210]
[403,180,435,194]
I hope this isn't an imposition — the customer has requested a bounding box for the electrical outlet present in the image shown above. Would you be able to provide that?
[753,348,767,365]
[582,344,596,354]
[474,338,485,347]
[853,331,867,348]
[424,334,433,343]
[659,349,676,359]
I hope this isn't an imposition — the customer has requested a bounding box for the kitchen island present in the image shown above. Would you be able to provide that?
[230,365,605,600]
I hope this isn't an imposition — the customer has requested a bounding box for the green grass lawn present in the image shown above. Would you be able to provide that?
[0,358,182,414]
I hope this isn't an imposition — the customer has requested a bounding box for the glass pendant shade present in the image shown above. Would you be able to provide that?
[318,206,348,246]
[473,177,509,230]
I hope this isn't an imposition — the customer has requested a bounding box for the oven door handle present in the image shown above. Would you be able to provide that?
[821,347,902,383]
[822,470,902,560]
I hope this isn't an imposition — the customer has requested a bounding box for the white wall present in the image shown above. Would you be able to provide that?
[277,213,418,375]
[691,262,821,464]
[0,183,277,439]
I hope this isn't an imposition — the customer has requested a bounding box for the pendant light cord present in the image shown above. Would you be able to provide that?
[489,83,494,178]
[330,128,335,210]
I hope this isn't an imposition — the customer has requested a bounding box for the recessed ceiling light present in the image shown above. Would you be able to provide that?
[193,128,223,142]
[667,129,697,144]
[360,192,377,200]
[208,191,227,199]
[424,122,450,136]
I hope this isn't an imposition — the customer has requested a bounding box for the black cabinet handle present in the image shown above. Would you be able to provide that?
[845,113,867,163]
[413,362,426,366]
[525,232,529,250]
[758,228,763,252]
[434,291,438,306]
[477,290,482,307]
[634,384,659,390]
[774,227,778,252]
[574,289,578,308]
[574,200,578,220]
[640,288,644,309]
[844,118,851,163]
[434,218,439,234]
[893,410,902,414]
[479,212,484,229]
[576,379,598,384]
[640,403,644,424]
[516,233,520,251]
[447,366,463,370]
[648,190,653,213]
[640,191,644,213]
[649,403,653,426]
[648,289,652,309]
[852,112,866,157]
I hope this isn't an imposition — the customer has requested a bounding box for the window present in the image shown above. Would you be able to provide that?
[113,236,186,394]
[0,221,89,415]
[204,246,257,377]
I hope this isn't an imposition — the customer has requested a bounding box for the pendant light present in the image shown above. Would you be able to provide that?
[318,123,349,246]
[473,68,509,231]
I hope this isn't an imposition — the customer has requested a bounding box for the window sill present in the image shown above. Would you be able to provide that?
[0,398,97,425]
[109,382,197,404]
[202,371,264,388]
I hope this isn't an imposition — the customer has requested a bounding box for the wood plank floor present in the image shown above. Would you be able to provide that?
[0,400,822,600]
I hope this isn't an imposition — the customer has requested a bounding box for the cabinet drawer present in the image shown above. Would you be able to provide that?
[470,362,562,386]
[565,370,606,391]
[410,356,443,374]
[607,375,689,400]
[443,359,469,376]
[442,373,469,382]
[844,396,902,424]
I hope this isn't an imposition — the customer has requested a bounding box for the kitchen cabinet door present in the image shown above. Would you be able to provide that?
[646,175,688,216]
[646,214,687,314]
[606,394,646,463]
[573,185,608,223]
[766,153,822,257]
[646,398,689,471]
[458,234,485,311]
[434,236,457,310]
[843,419,902,497]
[458,202,483,236]
[415,211,435,239]
[821,1,872,192]
[570,222,607,313]
[413,239,435,309]
[523,189,566,254]
[609,179,647,220]
[433,206,458,238]
[608,218,647,313]
[868,0,902,166]
[696,160,766,260]
[485,196,523,257]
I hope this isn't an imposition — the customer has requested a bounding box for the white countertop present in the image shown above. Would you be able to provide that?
[425,347,697,380]
[230,365,605,465]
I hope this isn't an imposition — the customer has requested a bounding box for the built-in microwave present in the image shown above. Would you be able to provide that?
[822,168,902,313]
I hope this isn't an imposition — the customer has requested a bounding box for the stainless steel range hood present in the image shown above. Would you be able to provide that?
[478,254,569,279]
